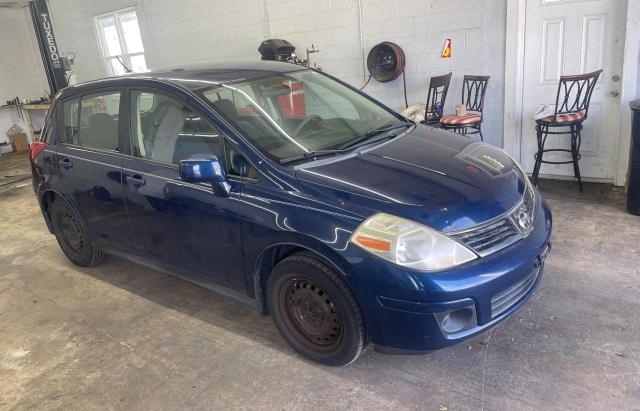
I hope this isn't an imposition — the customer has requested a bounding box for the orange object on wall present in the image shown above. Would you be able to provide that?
[442,39,452,58]
[278,81,306,117]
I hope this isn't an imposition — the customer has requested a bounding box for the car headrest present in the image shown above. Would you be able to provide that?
[88,113,116,132]
[211,99,238,121]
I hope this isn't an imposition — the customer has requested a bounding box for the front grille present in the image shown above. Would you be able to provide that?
[491,267,539,318]
[450,217,522,257]
[450,181,537,257]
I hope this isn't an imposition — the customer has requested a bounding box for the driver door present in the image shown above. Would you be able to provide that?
[122,88,246,291]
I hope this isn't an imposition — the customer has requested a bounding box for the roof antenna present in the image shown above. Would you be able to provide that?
[115,56,132,73]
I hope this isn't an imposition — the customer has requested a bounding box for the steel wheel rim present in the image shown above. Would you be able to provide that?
[57,209,84,254]
[278,277,343,352]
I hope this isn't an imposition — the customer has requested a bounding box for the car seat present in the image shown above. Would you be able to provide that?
[149,103,186,163]
[85,113,117,150]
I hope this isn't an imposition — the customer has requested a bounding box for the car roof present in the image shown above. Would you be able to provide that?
[60,60,307,97]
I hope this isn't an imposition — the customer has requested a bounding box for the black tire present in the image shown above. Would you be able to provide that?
[50,199,106,267]
[267,252,366,366]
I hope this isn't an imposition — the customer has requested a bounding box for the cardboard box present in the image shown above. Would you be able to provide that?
[9,133,29,153]
[455,104,467,116]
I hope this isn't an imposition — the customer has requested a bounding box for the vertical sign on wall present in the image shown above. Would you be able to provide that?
[29,0,67,94]
[442,39,452,58]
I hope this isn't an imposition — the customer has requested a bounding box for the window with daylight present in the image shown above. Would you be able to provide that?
[94,9,148,76]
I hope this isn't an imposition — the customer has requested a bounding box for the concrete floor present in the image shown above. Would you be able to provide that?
[1,151,639,410]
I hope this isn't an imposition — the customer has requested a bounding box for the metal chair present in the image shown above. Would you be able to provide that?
[422,72,452,125]
[531,69,602,192]
[440,75,490,140]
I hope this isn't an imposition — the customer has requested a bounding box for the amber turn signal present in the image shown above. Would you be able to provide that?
[354,235,391,252]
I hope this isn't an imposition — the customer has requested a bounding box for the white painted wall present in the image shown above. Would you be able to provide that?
[0,7,49,147]
[45,0,507,146]
[0,7,49,104]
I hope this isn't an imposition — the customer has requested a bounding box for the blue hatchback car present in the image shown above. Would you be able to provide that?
[30,61,552,365]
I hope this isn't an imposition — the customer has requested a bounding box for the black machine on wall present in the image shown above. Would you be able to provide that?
[29,0,73,94]
[259,39,297,61]
[258,39,319,67]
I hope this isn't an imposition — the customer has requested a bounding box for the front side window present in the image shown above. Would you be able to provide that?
[78,91,121,151]
[95,9,147,76]
[130,91,224,165]
[198,69,400,163]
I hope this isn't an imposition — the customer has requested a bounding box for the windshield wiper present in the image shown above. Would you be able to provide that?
[279,149,347,165]
[338,121,413,150]
[279,120,413,165]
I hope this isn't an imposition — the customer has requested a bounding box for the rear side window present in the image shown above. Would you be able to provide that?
[130,90,224,164]
[77,91,121,151]
[63,98,80,144]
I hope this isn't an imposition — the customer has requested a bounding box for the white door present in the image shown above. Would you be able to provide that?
[520,0,627,181]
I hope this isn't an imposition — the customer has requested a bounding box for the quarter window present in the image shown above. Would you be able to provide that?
[63,98,80,144]
[40,103,59,144]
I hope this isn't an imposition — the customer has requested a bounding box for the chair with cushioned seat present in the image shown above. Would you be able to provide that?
[531,69,602,192]
[440,75,490,140]
[422,72,452,125]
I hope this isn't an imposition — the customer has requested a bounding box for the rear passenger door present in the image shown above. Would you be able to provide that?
[57,89,133,249]
[122,88,246,291]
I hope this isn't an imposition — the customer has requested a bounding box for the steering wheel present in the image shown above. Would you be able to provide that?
[293,115,322,137]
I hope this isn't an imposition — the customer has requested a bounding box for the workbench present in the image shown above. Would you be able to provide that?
[0,103,50,152]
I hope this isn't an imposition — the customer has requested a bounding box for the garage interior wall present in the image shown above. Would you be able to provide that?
[0,6,49,147]
[42,0,507,147]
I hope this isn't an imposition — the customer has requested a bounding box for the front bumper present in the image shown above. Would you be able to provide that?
[346,196,553,352]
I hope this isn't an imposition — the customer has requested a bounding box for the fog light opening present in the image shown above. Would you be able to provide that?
[441,308,474,333]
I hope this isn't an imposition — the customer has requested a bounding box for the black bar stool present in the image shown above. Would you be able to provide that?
[422,72,452,126]
[532,70,602,192]
[440,75,490,141]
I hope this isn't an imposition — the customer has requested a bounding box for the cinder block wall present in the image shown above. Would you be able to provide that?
[0,7,50,105]
[47,0,507,145]
[0,7,51,147]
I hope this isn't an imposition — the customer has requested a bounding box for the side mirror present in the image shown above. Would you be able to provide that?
[179,154,230,197]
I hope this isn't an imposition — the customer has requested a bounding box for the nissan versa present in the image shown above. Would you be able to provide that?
[30,61,552,366]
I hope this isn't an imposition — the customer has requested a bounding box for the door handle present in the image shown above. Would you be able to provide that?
[58,159,73,169]
[610,90,620,97]
[126,175,146,187]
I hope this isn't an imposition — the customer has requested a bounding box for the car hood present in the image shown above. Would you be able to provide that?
[295,126,526,232]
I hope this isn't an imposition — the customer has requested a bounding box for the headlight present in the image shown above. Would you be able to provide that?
[351,213,478,271]
[513,175,537,237]
[503,151,538,237]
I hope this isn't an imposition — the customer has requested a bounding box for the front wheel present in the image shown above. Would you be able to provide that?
[267,252,366,366]
[50,199,106,267]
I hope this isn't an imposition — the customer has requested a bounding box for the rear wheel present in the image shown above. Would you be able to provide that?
[50,199,105,267]
[267,252,366,366]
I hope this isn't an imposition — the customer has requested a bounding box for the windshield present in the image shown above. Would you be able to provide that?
[197,69,402,163]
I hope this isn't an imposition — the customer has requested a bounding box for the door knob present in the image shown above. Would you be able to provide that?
[126,175,146,186]
[58,159,73,169]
